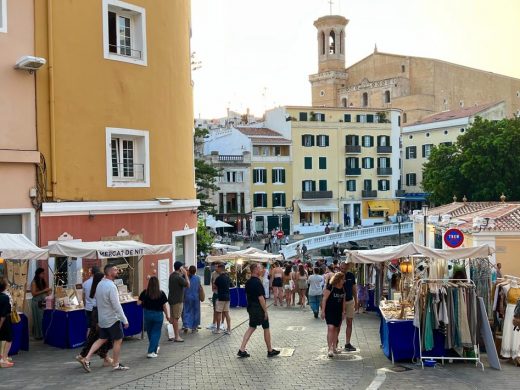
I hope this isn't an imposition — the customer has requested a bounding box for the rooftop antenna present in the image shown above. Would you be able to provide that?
[328,0,334,15]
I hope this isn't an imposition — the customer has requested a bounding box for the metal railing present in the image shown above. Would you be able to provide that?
[377,145,393,153]
[112,163,145,181]
[108,45,142,60]
[282,222,413,259]
[346,167,361,175]
[362,190,378,198]
[301,190,333,199]
[377,167,393,175]
[345,145,361,153]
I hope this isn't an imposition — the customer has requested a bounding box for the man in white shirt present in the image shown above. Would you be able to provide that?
[81,264,129,373]
[83,266,100,336]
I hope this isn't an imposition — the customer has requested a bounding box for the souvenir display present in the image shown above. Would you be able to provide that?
[5,261,28,312]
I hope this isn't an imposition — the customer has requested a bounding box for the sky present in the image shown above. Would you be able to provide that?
[191,0,520,119]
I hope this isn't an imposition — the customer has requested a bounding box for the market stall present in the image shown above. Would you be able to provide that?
[0,234,48,356]
[346,243,496,368]
[41,240,172,348]
[205,248,281,307]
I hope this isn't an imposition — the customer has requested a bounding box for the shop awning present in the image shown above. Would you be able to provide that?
[296,200,339,213]
[400,193,429,201]
[345,242,495,264]
[46,240,172,259]
[367,201,390,211]
[0,233,48,260]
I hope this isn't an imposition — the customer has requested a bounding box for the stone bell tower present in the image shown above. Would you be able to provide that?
[309,15,348,107]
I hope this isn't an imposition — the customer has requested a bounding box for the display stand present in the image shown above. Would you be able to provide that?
[417,279,484,371]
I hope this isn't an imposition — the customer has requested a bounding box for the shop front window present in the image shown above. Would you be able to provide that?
[320,212,331,224]
[300,212,312,224]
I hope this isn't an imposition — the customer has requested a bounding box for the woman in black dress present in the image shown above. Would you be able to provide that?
[0,277,14,367]
[321,272,346,358]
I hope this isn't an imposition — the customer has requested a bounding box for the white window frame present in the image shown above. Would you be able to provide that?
[253,168,267,185]
[272,168,285,184]
[272,191,286,208]
[102,0,147,66]
[0,0,6,33]
[253,192,267,208]
[105,127,150,188]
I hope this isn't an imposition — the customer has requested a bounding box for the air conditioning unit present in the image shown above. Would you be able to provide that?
[14,56,46,72]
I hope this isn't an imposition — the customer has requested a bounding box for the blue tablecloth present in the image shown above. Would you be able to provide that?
[43,309,87,349]
[380,315,446,362]
[9,313,29,356]
[122,301,143,337]
[230,287,247,308]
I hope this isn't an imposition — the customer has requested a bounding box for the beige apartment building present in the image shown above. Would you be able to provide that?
[401,101,506,208]
[0,0,40,241]
[310,15,520,124]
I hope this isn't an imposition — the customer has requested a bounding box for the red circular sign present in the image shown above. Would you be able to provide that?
[276,231,284,239]
[444,228,464,248]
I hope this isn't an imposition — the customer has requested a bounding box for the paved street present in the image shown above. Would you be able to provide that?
[2,284,520,390]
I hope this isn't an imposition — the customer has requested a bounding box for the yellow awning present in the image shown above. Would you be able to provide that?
[367,201,389,211]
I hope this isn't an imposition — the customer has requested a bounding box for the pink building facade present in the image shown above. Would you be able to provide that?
[0,0,39,242]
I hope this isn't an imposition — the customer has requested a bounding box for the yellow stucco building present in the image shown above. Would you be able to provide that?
[34,0,198,291]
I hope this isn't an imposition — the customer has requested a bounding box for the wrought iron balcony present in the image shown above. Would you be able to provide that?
[345,145,361,153]
[377,145,392,153]
[302,191,333,199]
[345,167,361,175]
[362,190,378,198]
[395,189,406,197]
[377,167,393,175]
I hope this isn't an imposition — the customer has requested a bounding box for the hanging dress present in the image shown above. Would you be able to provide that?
[500,286,520,358]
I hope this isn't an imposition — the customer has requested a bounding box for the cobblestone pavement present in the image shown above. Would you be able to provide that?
[2,285,520,389]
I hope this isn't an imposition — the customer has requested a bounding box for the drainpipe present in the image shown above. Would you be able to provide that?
[47,0,57,199]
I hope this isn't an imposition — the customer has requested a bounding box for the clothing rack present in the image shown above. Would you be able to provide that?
[416,278,484,371]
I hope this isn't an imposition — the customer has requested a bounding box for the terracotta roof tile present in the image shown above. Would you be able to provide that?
[405,101,502,127]
[237,127,283,137]
[250,137,291,145]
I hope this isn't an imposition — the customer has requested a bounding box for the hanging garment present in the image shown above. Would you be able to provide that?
[500,287,520,358]
[445,287,454,349]
[424,292,434,351]
[458,288,473,347]
[468,288,478,345]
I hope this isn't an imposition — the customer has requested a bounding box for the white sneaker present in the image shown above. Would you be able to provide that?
[147,353,158,358]
[206,323,216,330]
[156,347,160,355]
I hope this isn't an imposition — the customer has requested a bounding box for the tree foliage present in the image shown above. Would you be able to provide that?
[194,127,221,215]
[196,218,214,256]
[422,117,520,205]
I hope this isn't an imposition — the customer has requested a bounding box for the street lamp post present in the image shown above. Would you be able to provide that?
[422,204,429,247]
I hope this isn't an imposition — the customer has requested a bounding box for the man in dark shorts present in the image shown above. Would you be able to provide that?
[237,263,280,358]
[340,262,358,352]
[81,264,129,372]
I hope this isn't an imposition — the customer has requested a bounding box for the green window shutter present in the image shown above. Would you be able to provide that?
[344,114,351,122]
[312,181,316,191]
[272,169,276,183]
[262,169,267,183]
[272,193,276,206]
[356,115,361,122]
[301,135,305,146]
[311,135,315,146]
[319,157,326,169]
[302,181,306,191]
[263,194,267,207]
[281,193,286,207]
[304,157,312,169]
[367,114,374,123]
[299,112,308,121]
[281,169,286,183]
[325,135,329,146]
[319,180,327,191]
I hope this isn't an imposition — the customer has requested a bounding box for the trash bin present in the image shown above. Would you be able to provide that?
[204,266,211,285]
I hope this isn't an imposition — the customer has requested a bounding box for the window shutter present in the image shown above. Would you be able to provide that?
[422,145,426,158]
[281,193,286,207]
[356,115,361,123]
[302,181,305,191]
[312,181,316,191]
[325,135,329,146]
[367,114,374,123]
[281,169,286,183]
[272,193,276,206]
[262,169,267,183]
[272,169,276,183]
[301,135,305,146]
[406,174,410,186]
[345,114,351,122]
[406,147,410,159]
[378,180,382,191]
[311,135,315,146]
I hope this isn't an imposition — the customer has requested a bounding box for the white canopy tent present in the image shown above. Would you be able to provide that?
[0,233,48,260]
[206,247,282,264]
[345,242,495,264]
[211,243,241,251]
[46,240,172,259]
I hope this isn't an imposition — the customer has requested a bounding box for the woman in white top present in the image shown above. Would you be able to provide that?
[308,267,325,318]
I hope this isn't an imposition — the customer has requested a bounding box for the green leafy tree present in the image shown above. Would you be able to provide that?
[422,117,520,204]
[196,218,214,256]
[194,127,221,215]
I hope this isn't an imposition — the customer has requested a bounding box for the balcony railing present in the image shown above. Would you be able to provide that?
[395,189,406,197]
[302,190,333,199]
[345,145,361,153]
[346,167,361,175]
[362,190,378,198]
[377,167,393,175]
[377,145,392,153]
[218,155,244,162]
[112,163,145,181]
